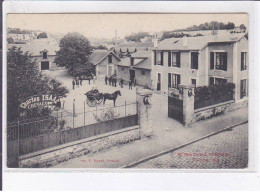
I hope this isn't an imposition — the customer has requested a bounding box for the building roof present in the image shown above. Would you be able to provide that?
[7,38,59,56]
[116,57,131,67]
[88,50,120,65]
[116,50,151,70]
[154,33,246,51]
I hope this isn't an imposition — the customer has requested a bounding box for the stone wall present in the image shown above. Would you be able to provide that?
[194,100,234,122]
[19,126,140,168]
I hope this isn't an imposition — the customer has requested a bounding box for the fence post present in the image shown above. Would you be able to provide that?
[73,99,75,129]
[84,100,86,126]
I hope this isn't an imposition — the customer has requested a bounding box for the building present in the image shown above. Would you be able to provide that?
[151,33,248,101]
[8,39,60,71]
[112,42,155,59]
[88,50,121,79]
[117,51,152,87]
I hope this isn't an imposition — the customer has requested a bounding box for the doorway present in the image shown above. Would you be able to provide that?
[129,69,135,82]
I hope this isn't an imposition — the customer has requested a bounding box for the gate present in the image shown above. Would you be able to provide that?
[168,88,183,123]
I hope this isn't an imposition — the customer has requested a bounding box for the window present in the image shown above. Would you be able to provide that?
[191,52,199,70]
[172,53,177,67]
[210,52,227,71]
[108,55,113,63]
[43,51,47,59]
[168,73,181,88]
[191,79,196,87]
[209,77,227,86]
[168,52,181,67]
[154,51,163,65]
[241,52,247,71]
[240,79,247,98]
[141,70,145,75]
[121,67,124,71]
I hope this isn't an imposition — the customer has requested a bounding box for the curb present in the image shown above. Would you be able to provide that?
[121,120,248,168]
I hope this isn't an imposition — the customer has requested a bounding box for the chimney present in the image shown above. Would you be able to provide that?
[153,34,158,47]
[183,36,188,47]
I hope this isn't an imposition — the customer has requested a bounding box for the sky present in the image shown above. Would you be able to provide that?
[7,13,248,39]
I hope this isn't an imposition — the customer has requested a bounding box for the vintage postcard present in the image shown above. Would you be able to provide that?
[4,12,249,170]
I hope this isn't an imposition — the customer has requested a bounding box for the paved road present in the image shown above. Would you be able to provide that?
[132,123,248,169]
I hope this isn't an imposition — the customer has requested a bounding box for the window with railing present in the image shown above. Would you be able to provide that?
[210,52,227,71]
[168,73,181,88]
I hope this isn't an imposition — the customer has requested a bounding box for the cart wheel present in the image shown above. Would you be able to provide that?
[86,97,97,107]
[96,98,103,104]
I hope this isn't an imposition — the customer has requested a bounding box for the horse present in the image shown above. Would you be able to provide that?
[103,90,121,106]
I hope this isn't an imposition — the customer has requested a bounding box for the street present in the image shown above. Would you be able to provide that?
[133,123,248,169]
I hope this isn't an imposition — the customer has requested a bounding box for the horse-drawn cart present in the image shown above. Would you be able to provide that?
[84,89,103,107]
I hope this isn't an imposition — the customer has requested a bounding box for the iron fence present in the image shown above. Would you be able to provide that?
[7,101,137,143]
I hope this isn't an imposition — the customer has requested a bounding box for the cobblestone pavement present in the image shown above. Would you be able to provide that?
[133,123,248,169]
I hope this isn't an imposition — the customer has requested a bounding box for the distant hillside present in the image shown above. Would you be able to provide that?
[174,21,237,32]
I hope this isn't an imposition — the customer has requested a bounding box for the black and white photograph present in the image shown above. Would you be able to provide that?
[4,12,249,170]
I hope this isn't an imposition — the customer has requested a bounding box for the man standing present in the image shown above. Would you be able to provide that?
[72,79,75,90]
[120,77,124,88]
[129,80,132,90]
[76,77,79,88]
[79,76,83,86]
[114,77,117,87]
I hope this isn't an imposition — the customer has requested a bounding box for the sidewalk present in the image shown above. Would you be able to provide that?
[52,104,248,168]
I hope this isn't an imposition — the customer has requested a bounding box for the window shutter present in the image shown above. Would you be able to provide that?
[195,52,198,69]
[168,73,171,88]
[154,51,156,65]
[177,52,181,67]
[223,52,228,71]
[168,51,171,67]
[177,74,181,86]
[210,52,214,70]
[241,52,244,70]
[161,52,164,66]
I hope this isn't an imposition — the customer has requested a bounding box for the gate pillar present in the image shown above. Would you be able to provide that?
[136,88,153,137]
[179,84,195,127]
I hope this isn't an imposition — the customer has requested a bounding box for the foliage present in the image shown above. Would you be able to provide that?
[54,32,93,74]
[7,46,69,121]
[8,28,33,34]
[7,37,14,44]
[194,83,235,109]
[93,45,108,50]
[37,32,48,39]
[175,21,236,32]
[93,109,120,122]
[125,32,150,42]
[239,24,247,30]
[160,32,203,41]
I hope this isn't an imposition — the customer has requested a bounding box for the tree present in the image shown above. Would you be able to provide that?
[239,24,247,30]
[7,37,14,44]
[54,32,93,74]
[125,32,150,42]
[7,46,69,121]
[37,32,48,39]
[93,45,107,50]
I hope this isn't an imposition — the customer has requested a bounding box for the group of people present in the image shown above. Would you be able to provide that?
[105,75,124,88]
[104,75,136,90]
[72,76,83,90]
